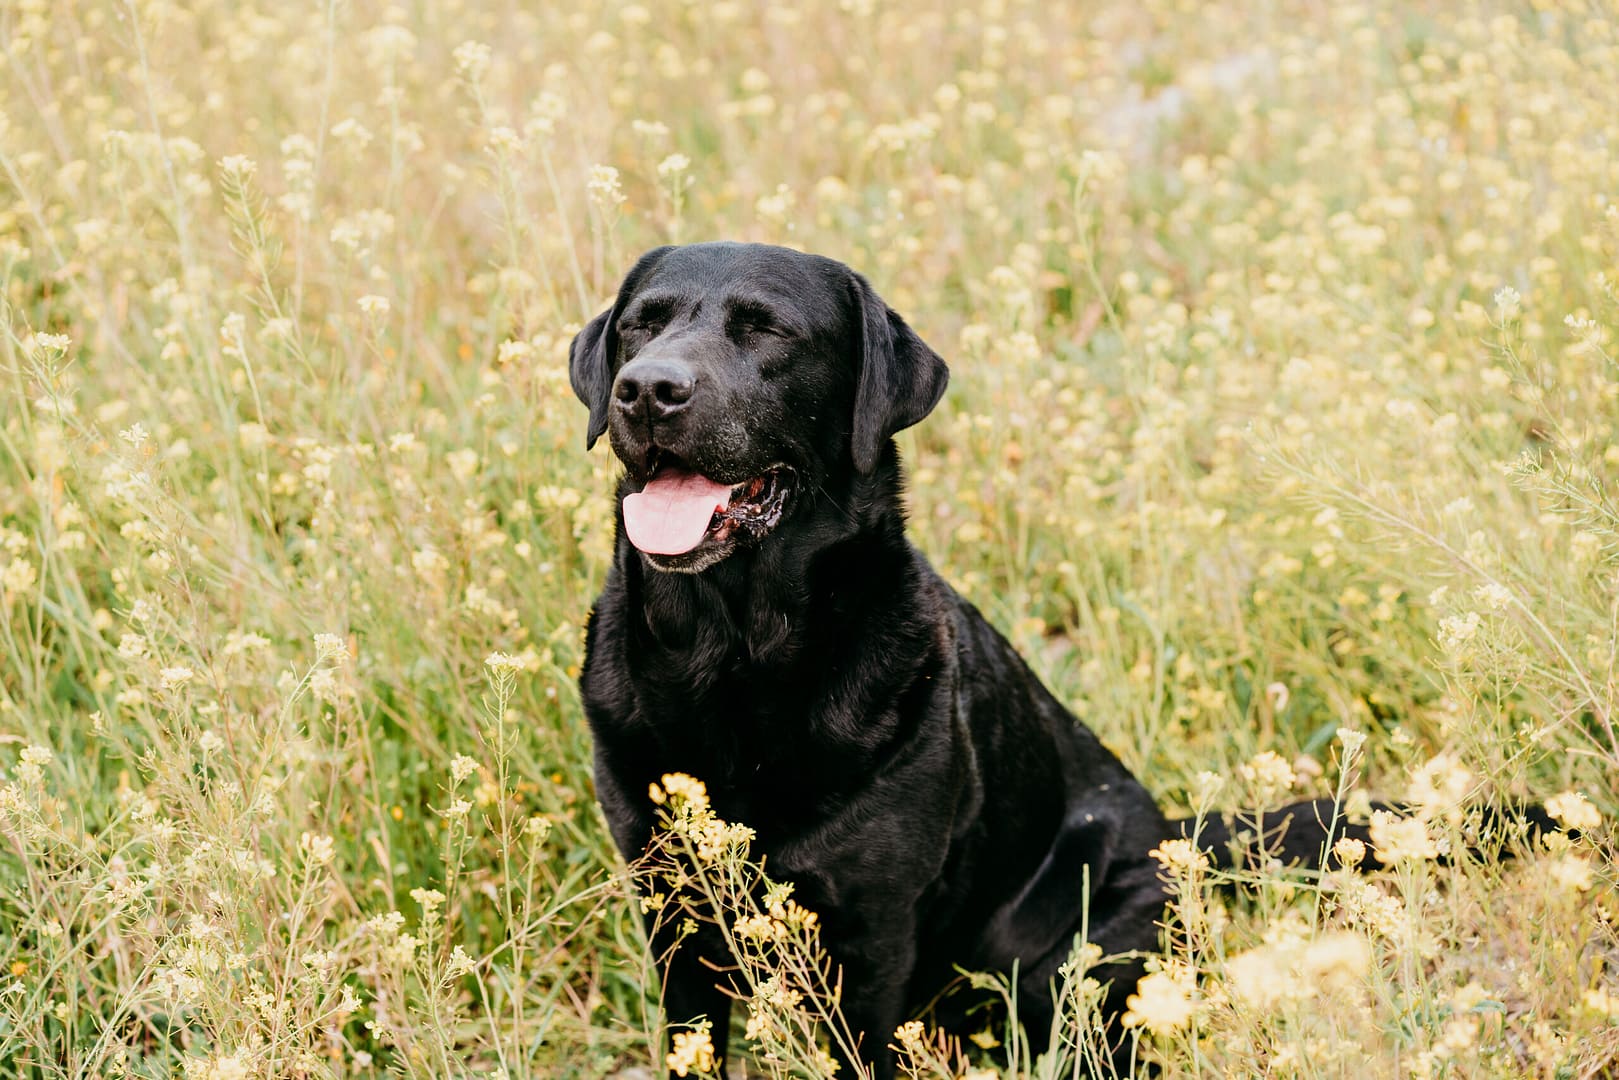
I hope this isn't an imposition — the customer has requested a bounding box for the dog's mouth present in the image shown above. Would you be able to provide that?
[622,453,795,561]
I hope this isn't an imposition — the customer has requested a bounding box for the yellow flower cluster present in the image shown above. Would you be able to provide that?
[1223,926,1370,1010]
[1368,810,1440,864]
[666,1021,716,1078]
[648,774,755,863]
[1149,837,1211,877]
[648,772,710,811]
[1545,791,1602,832]
[745,975,806,1042]
[1122,963,1197,1035]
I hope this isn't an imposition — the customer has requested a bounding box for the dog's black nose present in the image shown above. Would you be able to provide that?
[614,357,695,419]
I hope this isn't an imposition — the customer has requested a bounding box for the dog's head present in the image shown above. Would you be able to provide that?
[569,242,948,573]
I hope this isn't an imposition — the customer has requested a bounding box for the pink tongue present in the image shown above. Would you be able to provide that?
[623,470,733,555]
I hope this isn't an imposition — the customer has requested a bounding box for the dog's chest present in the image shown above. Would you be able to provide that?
[617,656,883,821]
[647,671,825,766]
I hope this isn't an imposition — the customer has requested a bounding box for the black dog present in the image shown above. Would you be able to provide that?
[568,243,1497,1078]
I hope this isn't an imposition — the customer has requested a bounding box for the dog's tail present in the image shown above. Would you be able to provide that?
[1173,798,1563,873]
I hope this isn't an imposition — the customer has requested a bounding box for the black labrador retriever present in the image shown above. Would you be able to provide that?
[566,242,1492,1077]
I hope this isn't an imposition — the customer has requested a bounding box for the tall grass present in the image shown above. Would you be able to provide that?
[0,0,1614,1076]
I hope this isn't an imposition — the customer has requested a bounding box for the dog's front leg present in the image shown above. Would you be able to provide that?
[649,913,735,1079]
[826,919,917,1080]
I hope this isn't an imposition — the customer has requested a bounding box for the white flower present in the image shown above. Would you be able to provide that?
[485,651,523,677]
[1437,611,1482,652]
[160,666,196,690]
[1442,496,1474,516]
[496,339,534,365]
[486,125,524,155]
[1550,854,1593,892]
[1,559,36,594]
[236,422,269,452]
[453,41,492,81]
[218,155,257,179]
[314,633,348,666]
[1493,285,1520,317]
[446,448,480,481]
[300,832,336,866]
[15,745,53,785]
[449,755,480,785]
[587,165,625,208]
[330,118,373,147]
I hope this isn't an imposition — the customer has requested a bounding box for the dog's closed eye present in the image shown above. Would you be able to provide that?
[619,298,676,339]
[619,315,668,337]
[727,301,794,340]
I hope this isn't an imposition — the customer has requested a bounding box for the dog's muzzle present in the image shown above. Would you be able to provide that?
[622,462,795,557]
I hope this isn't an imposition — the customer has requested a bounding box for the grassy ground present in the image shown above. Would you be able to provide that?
[1,0,1617,1076]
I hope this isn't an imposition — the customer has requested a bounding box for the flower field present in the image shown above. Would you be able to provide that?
[0,0,1616,1076]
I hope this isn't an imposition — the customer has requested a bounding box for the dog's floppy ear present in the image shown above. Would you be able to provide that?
[850,273,949,473]
[569,245,676,449]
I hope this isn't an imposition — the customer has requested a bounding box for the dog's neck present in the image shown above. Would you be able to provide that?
[602,446,952,782]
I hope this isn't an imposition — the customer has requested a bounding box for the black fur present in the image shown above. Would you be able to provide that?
[568,243,1549,1079]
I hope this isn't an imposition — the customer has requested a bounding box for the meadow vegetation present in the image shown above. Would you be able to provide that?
[1,0,1617,1075]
